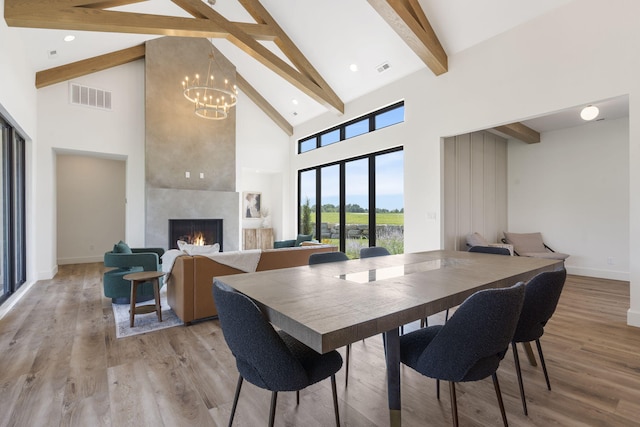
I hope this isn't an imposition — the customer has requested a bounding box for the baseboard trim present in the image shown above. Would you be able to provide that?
[627,309,640,328]
[566,266,629,282]
[0,280,36,321]
[58,256,103,265]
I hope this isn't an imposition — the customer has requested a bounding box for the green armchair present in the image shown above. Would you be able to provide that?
[273,234,313,249]
[103,241,165,304]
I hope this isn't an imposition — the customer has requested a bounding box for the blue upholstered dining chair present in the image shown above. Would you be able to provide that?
[468,245,512,256]
[399,282,526,427]
[213,279,343,427]
[511,268,567,415]
[308,251,349,265]
[359,246,391,258]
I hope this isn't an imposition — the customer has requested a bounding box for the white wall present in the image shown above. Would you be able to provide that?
[36,61,146,279]
[56,154,126,264]
[508,118,629,280]
[292,0,640,325]
[236,88,290,242]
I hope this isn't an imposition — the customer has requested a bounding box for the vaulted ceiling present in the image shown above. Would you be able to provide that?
[6,0,590,139]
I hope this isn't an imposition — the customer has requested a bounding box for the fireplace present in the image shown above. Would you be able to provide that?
[168,219,223,250]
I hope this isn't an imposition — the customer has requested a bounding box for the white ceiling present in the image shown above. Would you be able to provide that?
[9,0,626,131]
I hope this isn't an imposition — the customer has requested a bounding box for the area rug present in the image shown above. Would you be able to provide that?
[112,287,183,338]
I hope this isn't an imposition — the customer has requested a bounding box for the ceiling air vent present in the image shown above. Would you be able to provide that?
[69,83,112,111]
[376,61,391,73]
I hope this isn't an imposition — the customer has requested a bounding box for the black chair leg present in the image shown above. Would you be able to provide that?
[436,379,440,399]
[511,342,528,415]
[229,375,243,427]
[296,390,300,405]
[268,391,278,427]
[345,344,350,387]
[449,381,458,427]
[445,309,450,322]
[536,339,552,390]
[331,375,340,426]
[492,373,509,427]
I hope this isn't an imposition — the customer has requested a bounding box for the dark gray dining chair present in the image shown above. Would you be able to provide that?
[360,246,391,258]
[468,245,511,256]
[399,282,526,427]
[308,251,349,265]
[213,279,343,427]
[511,268,567,415]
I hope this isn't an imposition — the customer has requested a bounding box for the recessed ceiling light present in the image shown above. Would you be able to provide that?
[349,63,358,72]
[292,99,299,105]
[63,35,75,42]
[580,105,599,121]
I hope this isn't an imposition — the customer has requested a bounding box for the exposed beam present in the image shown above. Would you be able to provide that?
[367,0,447,75]
[173,0,344,114]
[35,44,145,88]
[493,122,541,144]
[236,73,293,136]
[238,0,343,114]
[4,1,277,41]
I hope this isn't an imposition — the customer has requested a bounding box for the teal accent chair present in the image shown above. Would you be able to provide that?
[103,241,165,304]
[273,234,313,248]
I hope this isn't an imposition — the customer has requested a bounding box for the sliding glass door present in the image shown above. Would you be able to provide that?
[1,117,26,305]
[298,147,404,258]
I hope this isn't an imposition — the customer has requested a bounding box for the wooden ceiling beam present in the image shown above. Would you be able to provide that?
[367,0,447,75]
[4,2,277,41]
[493,122,541,144]
[238,0,343,114]
[236,73,293,136]
[173,0,343,114]
[35,44,145,88]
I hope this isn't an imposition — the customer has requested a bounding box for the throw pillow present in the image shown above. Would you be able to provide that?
[113,240,132,254]
[177,240,220,256]
[466,232,489,247]
[503,232,546,254]
[295,234,313,246]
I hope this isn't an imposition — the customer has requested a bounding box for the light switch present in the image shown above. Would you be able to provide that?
[185,171,190,178]
[200,172,204,179]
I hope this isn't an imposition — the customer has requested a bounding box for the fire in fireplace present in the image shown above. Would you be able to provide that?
[168,219,223,250]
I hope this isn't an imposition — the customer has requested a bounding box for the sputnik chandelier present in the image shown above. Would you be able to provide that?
[181,43,238,120]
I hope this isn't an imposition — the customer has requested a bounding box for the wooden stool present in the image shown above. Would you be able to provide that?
[123,271,166,327]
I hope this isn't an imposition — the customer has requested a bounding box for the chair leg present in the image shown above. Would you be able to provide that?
[492,373,509,427]
[229,375,243,427]
[331,375,340,426]
[268,391,278,427]
[536,339,552,390]
[345,344,350,387]
[511,342,528,415]
[445,308,450,322]
[449,381,458,427]
[296,390,300,405]
[436,379,440,399]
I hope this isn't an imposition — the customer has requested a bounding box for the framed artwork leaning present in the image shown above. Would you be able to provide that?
[243,192,262,219]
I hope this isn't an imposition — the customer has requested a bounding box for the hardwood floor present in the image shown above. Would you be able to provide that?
[1,263,639,426]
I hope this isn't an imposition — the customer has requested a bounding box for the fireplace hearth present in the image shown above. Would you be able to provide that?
[168,219,223,250]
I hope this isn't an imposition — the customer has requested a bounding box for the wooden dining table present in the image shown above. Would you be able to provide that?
[215,250,563,426]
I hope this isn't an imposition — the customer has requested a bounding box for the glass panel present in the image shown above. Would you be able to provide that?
[320,129,340,147]
[345,119,369,139]
[299,170,316,238]
[375,150,404,254]
[0,125,6,300]
[345,159,369,258]
[320,165,340,246]
[299,137,316,153]
[375,105,405,130]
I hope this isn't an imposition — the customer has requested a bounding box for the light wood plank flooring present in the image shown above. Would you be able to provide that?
[1,263,639,426]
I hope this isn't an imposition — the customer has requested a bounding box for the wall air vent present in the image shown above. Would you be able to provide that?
[376,61,391,73]
[69,83,112,111]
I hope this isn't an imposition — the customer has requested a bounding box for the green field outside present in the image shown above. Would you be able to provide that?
[311,212,404,226]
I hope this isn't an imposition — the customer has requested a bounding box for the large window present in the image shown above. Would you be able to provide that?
[298,147,404,258]
[0,117,26,305]
[298,101,404,154]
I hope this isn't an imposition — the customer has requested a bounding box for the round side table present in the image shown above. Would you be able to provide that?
[123,270,166,327]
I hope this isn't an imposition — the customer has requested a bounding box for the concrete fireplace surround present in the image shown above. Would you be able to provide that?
[144,37,240,250]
